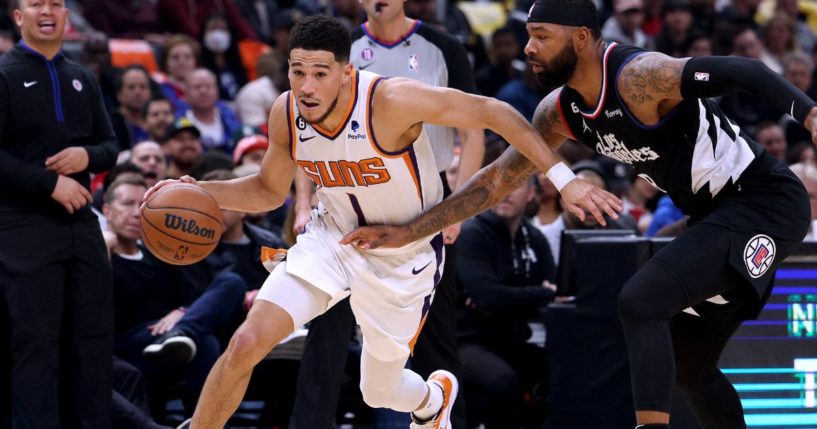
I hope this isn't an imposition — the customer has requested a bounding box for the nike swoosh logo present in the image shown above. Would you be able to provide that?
[791,100,795,117]
[411,261,432,275]
[299,135,315,142]
[359,63,374,70]
[23,81,37,88]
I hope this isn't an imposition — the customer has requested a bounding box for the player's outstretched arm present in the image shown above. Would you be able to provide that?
[341,91,623,249]
[143,95,297,213]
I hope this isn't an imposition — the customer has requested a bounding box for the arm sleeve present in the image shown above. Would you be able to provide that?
[0,74,59,195]
[680,56,817,124]
[85,72,120,173]
[457,222,554,315]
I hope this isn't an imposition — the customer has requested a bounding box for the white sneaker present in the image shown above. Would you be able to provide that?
[410,370,459,429]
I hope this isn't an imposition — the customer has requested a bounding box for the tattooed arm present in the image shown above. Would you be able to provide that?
[617,52,688,122]
[340,90,622,249]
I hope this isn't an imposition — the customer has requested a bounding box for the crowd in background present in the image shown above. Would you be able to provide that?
[2,0,817,427]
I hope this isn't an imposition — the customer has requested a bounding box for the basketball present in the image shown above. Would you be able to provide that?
[140,183,223,265]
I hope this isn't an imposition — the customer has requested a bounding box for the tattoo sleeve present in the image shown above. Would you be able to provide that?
[618,53,685,105]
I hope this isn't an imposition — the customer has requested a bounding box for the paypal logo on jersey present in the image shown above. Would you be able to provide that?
[348,120,367,140]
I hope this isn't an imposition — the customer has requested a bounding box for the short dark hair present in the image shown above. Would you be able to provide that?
[104,174,148,205]
[142,97,173,120]
[287,15,351,63]
[115,65,151,94]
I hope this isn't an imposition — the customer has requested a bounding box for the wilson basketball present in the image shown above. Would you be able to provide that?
[140,183,223,265]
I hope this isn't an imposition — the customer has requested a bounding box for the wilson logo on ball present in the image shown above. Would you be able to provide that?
[164,214,216,240]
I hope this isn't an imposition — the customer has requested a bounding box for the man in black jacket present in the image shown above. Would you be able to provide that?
[457,176,556,429]
[0,1,120,427]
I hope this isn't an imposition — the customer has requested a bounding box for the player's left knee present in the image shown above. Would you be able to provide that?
[359,369,403,408]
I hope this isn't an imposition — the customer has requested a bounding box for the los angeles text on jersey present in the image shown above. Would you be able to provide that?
[298,158,391,188]
[594,131,659,165]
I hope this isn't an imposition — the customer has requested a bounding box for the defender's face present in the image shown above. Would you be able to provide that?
[525,23,578,89]
[289,49,349,125]
[15,0,68,46]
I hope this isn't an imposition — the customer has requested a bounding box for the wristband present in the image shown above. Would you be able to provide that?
[546,162,577,191]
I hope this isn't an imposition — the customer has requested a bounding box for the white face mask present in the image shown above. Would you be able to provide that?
[204,29,231,54]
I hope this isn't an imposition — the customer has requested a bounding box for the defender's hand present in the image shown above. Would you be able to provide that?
[46,147,89,175]
[340,225,412,250]
[51,175,92,214]
[560,179,623,226]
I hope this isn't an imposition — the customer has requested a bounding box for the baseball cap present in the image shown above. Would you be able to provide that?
[614,0,643,13]
[165,117,201,141]
[233,135,269,164]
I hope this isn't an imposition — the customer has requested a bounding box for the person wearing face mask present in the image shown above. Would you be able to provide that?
[200,14,248,101]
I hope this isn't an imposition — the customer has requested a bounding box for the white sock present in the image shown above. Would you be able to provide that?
[413,381,444,420]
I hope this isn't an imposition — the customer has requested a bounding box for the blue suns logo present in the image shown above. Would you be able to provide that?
[348,120,366,140]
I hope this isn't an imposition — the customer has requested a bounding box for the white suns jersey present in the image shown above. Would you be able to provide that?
[286,70,443,235]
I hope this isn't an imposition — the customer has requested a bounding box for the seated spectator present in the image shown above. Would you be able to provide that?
[654,0,694,57]
[130,141,168,186]
[762,12,800,69]
[188,151,235,180]
[103,175,245,410]
[155,35,200,113]
[602,0,653,49]
[158,0,259,41]
[755,121,788,163]
[787,140,817,166]
[536,160,636,264]
[163,118,203,178]
[789,162,817,240]
[82,32,118,112]
[112,356,172,429]
[199,14,248,101]
[235,53,285,127]
[530,172,561,228]
[84,0,166,40]
[112,66,154,150]
[144,98,176,143]
[476,26,524,98]
[645,195,686,237]
[457,176,555,429]
[497,66,547,121]
[781,53,817,145]
[776,0,816,54]
[182,68,242,152]
[682,31,713,57]
[233,135,268,167]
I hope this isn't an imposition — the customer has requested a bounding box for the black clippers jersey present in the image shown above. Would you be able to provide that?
[557,43,764,217]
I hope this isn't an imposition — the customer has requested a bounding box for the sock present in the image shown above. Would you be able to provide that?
[413,381,444,420]
[636,425,670,428]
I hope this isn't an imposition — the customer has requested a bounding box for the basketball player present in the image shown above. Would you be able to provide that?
[342,0,816,427]
[144,15,618,429]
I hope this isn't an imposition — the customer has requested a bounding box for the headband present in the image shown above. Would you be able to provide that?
[526,0,599,28]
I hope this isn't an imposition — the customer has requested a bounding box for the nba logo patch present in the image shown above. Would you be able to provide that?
[694,72,710,82]
[744,234,776,278]
[409,55,419,73]
[362,48,374,61]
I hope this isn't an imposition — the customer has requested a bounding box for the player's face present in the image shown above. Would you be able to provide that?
[361,0,404,21]
[289,48,351,125]
[525,23,578,89]
[14,0,68,47]
[105,184,146,242]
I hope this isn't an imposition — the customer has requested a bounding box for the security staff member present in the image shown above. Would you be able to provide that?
[0,1,119,427]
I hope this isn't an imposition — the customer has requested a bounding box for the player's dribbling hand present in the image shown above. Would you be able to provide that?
[141,176,198,210]
[560,179,623,226]
[45,147,89,175]
[340,225,412,250]
[51,175,92,214]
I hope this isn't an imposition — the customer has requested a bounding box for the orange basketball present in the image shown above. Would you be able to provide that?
[140,183,223,265]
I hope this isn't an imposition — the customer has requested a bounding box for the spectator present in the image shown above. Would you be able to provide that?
[82,31,118,111]
[731,26,782,73]
[789,162,817,240]
[781,53,817,145]
[112,65,154,150]
[602,0,653,49]
[787,140,817,166]
[103,175,245,412]
[143,97,176,143]
[775,0,816,54]
[329,0,365,32]
[234,52,285,127]
[199,14,249,101]
[682,31,713,56]
[762,12,800,68]
[621,176,659,234]
[182,68,242,152]
[269,8,303,57]
[84,0,166,41]
[130,140,168,186]
[754,121,788,163]
[530,172,561,228]
[645,195,685,236]
[497,66,548,120]
[235,0,279,44]
[156,34,200,113]
[476,26,525,98]
[157,0,259,41]
[233,134,268,166]
[457,176,555,429]
[188,150,235,180]
[0,0,119,426]
[112,356,173,429]
[654,0,694,57]
[163,117,203,178]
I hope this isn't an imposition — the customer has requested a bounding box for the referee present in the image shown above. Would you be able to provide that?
[0,1,119,427]
[289,2,484,427]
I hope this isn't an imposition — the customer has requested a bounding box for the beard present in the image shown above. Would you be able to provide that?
[304,94,339,126]
[532,41,578,90]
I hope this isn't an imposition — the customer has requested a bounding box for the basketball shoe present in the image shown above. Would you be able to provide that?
[410,370,459,429]
[143,328,197,368]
